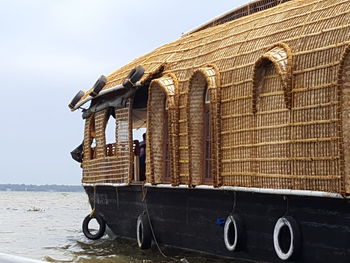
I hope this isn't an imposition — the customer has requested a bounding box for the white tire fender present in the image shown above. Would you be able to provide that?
[273,216,301,261]
[223,214,245,251]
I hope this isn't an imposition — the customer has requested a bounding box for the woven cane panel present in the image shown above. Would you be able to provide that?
[178,89,189,183]
[83,117,93,163]
[341,48,350,193]
[82,104,132,184]
[188,73,207,185]
[83,111,108,183]
[147,84,167,184]
[254,64,290,186]
[94,110,107,159]
[82,157,129,184]
[115,103,133,183]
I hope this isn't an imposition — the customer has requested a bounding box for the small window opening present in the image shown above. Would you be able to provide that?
[139,132,147,181]
[90,117,96,159]
[205,88,211,104]
[105,108,116,156]
[133,126,147,182]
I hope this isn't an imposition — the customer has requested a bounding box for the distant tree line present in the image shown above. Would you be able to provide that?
[0,184,84,192]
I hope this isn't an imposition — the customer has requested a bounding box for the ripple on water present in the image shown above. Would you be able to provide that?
[47,237,240,263]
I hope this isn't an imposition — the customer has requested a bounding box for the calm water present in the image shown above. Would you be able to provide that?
[0,191,240,263]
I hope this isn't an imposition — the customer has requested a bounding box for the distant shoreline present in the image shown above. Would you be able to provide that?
[0,184,83,192]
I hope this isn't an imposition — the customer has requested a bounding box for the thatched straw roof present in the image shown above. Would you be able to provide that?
[78,0,350,103]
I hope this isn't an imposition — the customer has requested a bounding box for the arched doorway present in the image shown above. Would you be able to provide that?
[188,72,209,185]
[147,75,177,184]
[188,67,220,186]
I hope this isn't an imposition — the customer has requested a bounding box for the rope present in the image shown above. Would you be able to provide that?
[141,185,185,262]
[141,184,148,201]
[231,191,237,215]
[283,195,289,216]
[116,187,119,209]
[89,208,96,217]
[141,185,167,257]
[89,185,97,217]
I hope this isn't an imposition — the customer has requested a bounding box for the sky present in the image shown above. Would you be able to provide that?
[0,0,246,185]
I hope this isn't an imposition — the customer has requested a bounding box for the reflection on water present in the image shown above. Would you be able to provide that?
[44,238,234,263]
[0,192,240,263]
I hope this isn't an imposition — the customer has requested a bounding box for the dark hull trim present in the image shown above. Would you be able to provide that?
[84,185,350,263]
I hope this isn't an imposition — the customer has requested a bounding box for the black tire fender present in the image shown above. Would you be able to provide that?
[82,213,106,240]
[68,90,85,109]
[223,214,245,252]
[273,216,301,261]
[70,142,83,163]
[123,65,145,89]
[90,75,107,97]
[136,213,152,249]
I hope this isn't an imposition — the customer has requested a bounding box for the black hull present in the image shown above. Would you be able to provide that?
[84,185,350,263]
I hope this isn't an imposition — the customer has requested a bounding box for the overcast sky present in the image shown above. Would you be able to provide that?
[0,0,246,185]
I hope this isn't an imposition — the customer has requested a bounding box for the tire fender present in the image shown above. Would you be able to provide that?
[223,214,245,251]
[82,213,106,240]
[136,213,152,249]
[123,65,145,89]
[90,75,107,97]
[273,216,301,261]
[68,90,85,109]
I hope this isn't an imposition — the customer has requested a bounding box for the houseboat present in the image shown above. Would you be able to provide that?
[69,0,350,262]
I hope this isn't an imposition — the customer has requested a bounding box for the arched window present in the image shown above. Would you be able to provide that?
[252,43,293,113]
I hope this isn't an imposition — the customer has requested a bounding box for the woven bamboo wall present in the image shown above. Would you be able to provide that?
[83,116,94,163]
[254,62,291,188]
[82,101,133,184]
[178,82,190,185]
[78,0,350,193]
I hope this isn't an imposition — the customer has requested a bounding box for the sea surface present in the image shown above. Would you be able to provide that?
[0,191,240,263]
